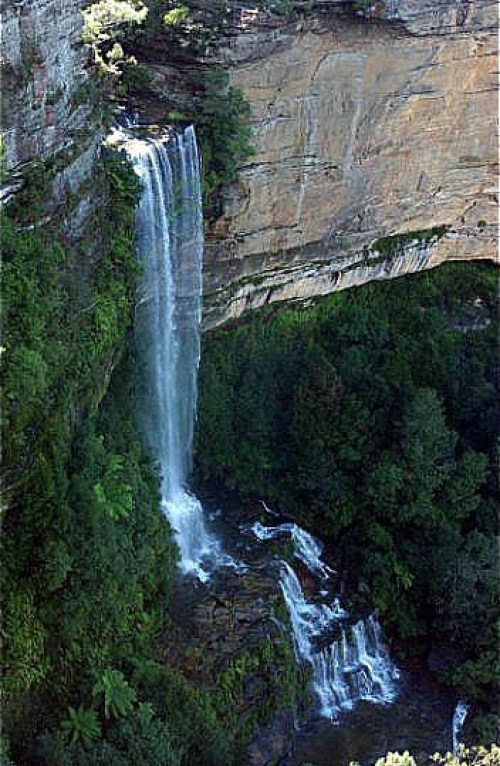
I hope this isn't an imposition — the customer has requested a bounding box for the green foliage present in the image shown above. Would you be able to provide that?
[44,738,130,766]
[163,4,191,26]
[118,61,152,96]
[471,715,500,746]
[1,146,140,513]
[83,0,147,45]
[92,454,133,520]
[144,0,227,51]
[195,261,499,709]
[195,67,254,215]
[448,649,500,704]
[210,635,301,755]
[83,0,148,73]
[1,150,178,758]
[0,732,15,766]
[3,342,180,761]
[1,589,48,700]
[49,380,176,688]
[6,158,53,222]
[93,670,137,719]
[61,707,102,749]
[370,225,448,258]
[132,660,232,765]
[42,704,182,766]
[105,704,181,765]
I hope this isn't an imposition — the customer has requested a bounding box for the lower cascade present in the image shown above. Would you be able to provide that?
[247,520,399,720]
[127,125,219,581]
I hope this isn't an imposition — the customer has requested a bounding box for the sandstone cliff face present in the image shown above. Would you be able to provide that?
[202,1,498,328]
[1,1,496,328]
[1,0,99,229]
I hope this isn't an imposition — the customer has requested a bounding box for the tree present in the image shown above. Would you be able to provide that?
[92,670,136,720]
[61,707,101,749]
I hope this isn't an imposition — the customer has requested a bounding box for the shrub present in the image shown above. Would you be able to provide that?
[60,707,101,749]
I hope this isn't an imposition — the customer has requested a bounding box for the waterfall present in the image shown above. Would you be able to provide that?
[246,521,295,540]
[452,701,468,755]
[123,122,398,717]
[280,563,399,720]
[291,525,336,579]
[247,521,399,720]
[245,521,334,578]
[127,126,218,581]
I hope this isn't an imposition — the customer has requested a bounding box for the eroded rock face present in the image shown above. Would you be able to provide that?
[1,1,496,326]
[0,0,99,222]
[203,3,498,328]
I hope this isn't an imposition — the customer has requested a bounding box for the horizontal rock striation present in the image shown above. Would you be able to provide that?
[202,1,498,328]
[0,0,496,326]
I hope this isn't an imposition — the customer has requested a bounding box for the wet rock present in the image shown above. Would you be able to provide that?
[284,662,455,766]
[246,711,296,766]
[164,495,458,766]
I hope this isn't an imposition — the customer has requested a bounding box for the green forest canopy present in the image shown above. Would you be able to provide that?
[195,261,499,742]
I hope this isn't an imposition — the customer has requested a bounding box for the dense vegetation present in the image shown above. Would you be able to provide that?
[0,5,295,762]
[195,261,499,741]
[83,0,255,214]
[1,143,302,764]
[0,155,237,764]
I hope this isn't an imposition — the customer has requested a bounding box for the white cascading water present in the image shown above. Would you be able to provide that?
[247,520,399,720]
[247,521,295,540]
[127,126,218,581]
[292,525,336,579]
[247,521,334,578]
[452,700,468,755]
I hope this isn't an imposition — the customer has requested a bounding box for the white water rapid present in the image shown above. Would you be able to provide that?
[128,126,218,581]
[247,521,399,720]
[246,521,334,578]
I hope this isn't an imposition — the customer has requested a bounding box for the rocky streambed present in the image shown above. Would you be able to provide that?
[162,493,461,765]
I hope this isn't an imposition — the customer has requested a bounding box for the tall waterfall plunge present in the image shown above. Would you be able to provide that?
[128,126,218,581]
